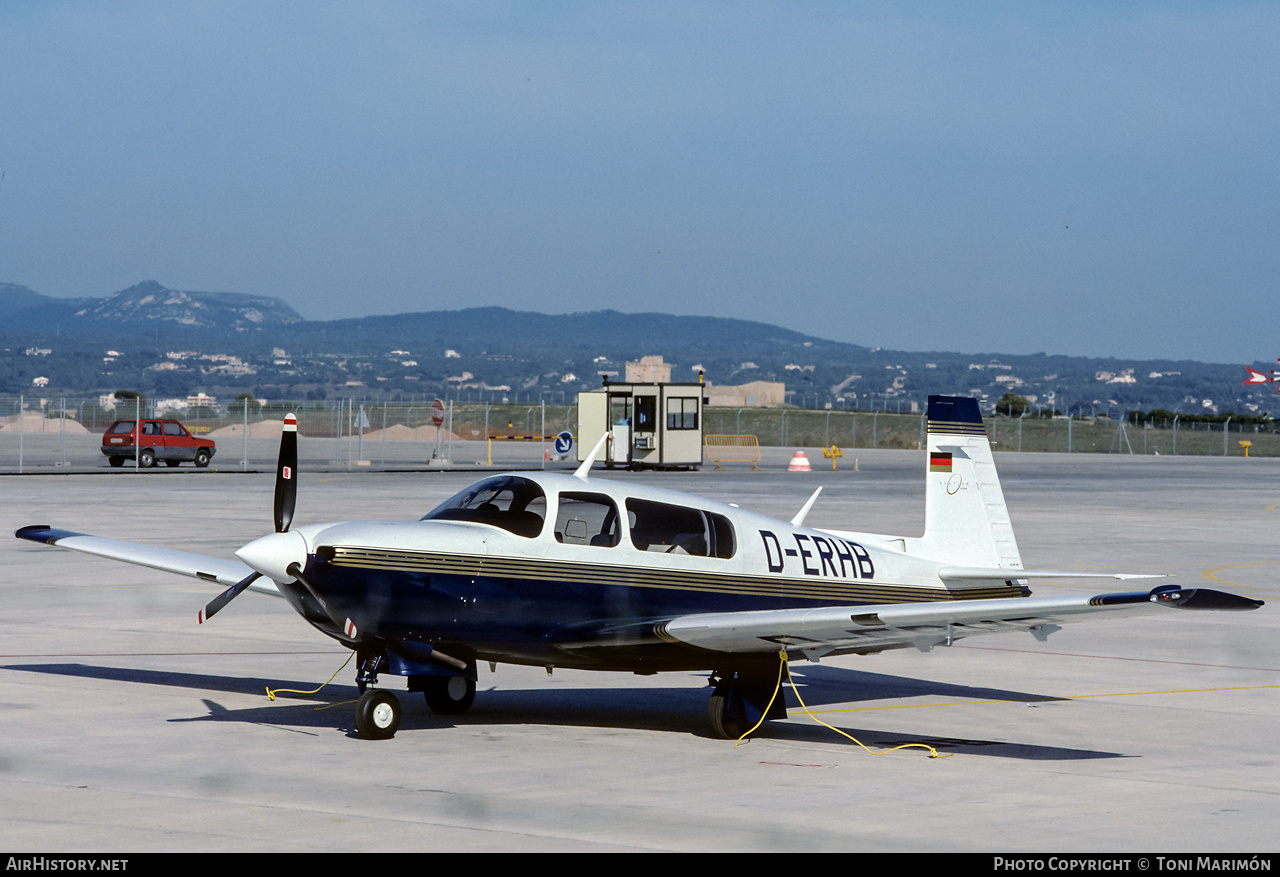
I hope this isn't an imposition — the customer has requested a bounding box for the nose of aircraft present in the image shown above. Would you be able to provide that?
[235,530,309,583]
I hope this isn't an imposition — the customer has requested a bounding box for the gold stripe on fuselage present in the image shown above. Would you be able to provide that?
[324,546,1019,605]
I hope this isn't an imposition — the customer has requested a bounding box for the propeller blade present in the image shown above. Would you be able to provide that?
[274,413,298,533]
[198,571,261,624]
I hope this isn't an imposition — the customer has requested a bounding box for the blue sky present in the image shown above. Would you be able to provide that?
[1,1,1277,363]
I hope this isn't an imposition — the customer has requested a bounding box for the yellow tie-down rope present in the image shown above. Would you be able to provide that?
[733,650,952,759]
[266,651,355,706]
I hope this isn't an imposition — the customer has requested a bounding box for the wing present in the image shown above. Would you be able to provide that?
[655,585,1262,657]
[15,525,279,597]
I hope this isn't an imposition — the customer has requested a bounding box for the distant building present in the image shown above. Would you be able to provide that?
[156,398,188,414]
[707,380,786,408]
[625,355,672,383]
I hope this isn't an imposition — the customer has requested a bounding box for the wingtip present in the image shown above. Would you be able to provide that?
[1151,587,1265,611]
[15,525,65,544]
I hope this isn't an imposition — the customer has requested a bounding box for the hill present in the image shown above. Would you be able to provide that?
[0,280,1272,418]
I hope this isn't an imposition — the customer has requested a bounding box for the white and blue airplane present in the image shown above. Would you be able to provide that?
[15,396,1261,740]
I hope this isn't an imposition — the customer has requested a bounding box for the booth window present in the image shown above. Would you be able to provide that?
[634,396,656,432]
[667,397,699,430]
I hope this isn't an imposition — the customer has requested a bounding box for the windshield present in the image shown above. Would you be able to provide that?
[421,476,547,538]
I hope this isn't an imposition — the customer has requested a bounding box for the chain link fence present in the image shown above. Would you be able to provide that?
[1,396,1276,471]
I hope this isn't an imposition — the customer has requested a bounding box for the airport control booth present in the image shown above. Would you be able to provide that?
[577,380,707,470]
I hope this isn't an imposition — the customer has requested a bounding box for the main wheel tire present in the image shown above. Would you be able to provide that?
[138,449,155,469]
[708,690,744,740]
[355,689,401,740]
[195,449,211,468]
[423,675,476,715]
[108,456,124,468]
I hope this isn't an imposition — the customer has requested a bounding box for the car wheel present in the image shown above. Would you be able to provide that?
[195,449,211,468]
[138,449,155,469]
[108,456,124,468]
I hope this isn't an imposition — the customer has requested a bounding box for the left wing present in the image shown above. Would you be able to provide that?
[655,585,1262,657]
[15,525,279,596]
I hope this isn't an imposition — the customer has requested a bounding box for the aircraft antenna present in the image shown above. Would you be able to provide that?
[790,486,823,527]
[574,432,609,478]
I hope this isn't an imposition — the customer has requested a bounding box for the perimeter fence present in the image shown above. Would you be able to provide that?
[2,397,1277,466]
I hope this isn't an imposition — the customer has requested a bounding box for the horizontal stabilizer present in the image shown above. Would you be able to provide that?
[938,567,1166,586]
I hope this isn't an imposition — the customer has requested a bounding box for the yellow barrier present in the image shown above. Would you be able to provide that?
[705,435,761,470]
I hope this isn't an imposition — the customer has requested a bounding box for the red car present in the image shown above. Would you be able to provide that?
[101,419,216,468]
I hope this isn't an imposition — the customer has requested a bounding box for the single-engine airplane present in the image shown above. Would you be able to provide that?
[16,396,1262,740]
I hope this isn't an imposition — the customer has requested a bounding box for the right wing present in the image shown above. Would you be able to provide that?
[655,585,1262,657]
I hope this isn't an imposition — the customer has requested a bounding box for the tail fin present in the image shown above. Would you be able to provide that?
[915,395,1023,569]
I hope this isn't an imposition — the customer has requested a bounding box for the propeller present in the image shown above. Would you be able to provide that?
[197,570,260,624]
[199,414,299,624]
[273,413,298,533]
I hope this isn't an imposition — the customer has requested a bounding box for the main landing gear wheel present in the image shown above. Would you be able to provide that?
[355,689,401,740]
[708,689,745,740]
[423,675,476,715]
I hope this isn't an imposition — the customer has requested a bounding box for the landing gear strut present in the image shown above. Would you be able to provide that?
[353,649,400,740]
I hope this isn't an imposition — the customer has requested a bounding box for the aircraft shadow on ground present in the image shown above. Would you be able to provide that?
[2,661,1125,760]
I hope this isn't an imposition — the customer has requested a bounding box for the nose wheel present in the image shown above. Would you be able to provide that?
[355,689,401,740]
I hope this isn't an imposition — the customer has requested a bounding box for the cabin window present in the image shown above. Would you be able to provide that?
[421,475,546,538]
[625,498,735,558]
[666,397,699,430]
[554,492,620,547]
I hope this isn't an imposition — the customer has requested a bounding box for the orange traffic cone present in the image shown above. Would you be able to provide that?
[787,451,812,472]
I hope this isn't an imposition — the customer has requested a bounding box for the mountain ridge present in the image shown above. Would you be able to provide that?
[0,280,1270,417]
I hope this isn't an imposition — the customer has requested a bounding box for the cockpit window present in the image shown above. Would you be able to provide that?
[625,498,736,558]
[421,476,546,538]
[554,492,620,547]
